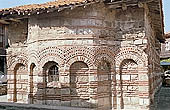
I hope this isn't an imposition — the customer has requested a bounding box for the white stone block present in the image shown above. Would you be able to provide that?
[89,98,97,105]
[138,33,145,37]
[7,94,12,99]
[22,94,28,101]
[143,99,150,105]
[143,39,147,44]
[61,101,70,106]
[89,75,97,81]
[59,76,64,83]
[139,74,148,81]
[139,98,150,106]
[22,84,27,89]
[21,75,28,80]
[122,75,130,80]
[134,39,143,45]
[71,100,81,107]
[7,75,11,79]
[37,77,43,83]
[16,75,21,80]
[61,88,70,95]
[64,76,69,83]
[139,86,149,92]
[131,97,139,105]
[16,84,22,88]
[116,74,120,80]
[17,94,23,100]
[53,100,61,106]
[124,97,131,104]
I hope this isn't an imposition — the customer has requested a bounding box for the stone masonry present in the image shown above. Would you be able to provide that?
[0,23,7,74]
[0,0,164,110]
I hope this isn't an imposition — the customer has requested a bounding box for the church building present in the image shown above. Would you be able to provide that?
[0,0,164,110]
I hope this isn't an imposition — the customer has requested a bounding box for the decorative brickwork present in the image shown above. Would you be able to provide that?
[3,1,164,110]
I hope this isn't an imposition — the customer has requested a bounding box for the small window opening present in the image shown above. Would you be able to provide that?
[48,65,59,82]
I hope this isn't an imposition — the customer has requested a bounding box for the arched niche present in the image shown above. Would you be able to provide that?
[118,59,139,109]
[13,63,27,103]
[97,59,112,109]
[0,58,4,72]
[69,61,89,107]
[29,63,36,104]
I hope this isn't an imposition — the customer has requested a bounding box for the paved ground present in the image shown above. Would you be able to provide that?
[0,102,94,110]
[1,87,170,110]
[0,95,93,110]
[152,86,170,110]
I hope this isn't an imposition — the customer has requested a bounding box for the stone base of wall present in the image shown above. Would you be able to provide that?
[119,108,150,110]
[0,102,94,110]
[0,84,7,96]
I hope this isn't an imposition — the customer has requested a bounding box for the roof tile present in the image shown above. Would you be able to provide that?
[0,0,92,12]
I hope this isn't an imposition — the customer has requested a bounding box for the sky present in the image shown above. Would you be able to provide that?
[0,0,169,32]
[163,0,170,33]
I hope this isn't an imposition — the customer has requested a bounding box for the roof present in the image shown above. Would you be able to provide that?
[0,0,96,18]
[165,32,170,38]
[161,62,170,66]
[0,0,161,17]
[0,0,87,11]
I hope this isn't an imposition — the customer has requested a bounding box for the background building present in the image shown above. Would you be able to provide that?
[161,32,170,71]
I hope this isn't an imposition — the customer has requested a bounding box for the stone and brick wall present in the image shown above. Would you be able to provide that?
[145,4,162,106]
[5,2,162,110]
[0,24,7,97]
[6,19,28,103]
[0,23,7,74]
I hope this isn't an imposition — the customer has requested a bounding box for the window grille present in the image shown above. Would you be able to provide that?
[48,65,59,82]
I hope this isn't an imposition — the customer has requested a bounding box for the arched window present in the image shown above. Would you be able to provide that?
[48,65,59,82]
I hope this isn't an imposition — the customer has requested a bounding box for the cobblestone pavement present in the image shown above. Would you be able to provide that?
[1,88,170,110]
[152,86,170,110]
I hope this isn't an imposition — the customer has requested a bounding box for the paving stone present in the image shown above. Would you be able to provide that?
[151,86,170,110]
